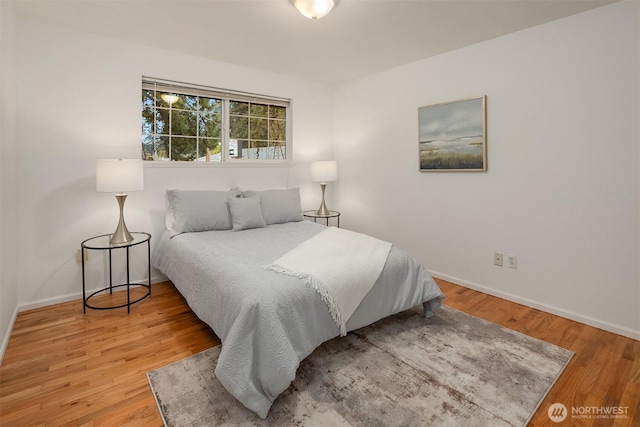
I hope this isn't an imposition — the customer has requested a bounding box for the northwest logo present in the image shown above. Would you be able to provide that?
[548,403,568,423]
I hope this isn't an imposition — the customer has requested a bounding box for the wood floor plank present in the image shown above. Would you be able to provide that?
[1,279,638,426]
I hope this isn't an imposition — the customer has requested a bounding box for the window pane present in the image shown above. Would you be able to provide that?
[141,107,154,135]
[199,97,221,114]
[171,110,197,136]
[269,119,286,141]
[156,136,169,160]
[242,140,254,159]
[230,139,246,159]
[199,112,221,138]
[272,142,286,160]
[155,109,168,135]
[170,137,197,161]
[269,105,286,119]
[247,140,268,159]
[157,91,186,108]
[142,133,154,160]
[230,101,248,116]
[250,117,268,140]
[184,95,198,110]
[230,116,248,139]
[142,89,154,107]
[196,138,222,161]
[250,103,268,117]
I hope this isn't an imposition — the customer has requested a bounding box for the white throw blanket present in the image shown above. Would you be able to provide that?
[264,227,392,336]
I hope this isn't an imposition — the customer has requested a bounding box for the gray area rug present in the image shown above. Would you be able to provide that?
[147,305,573,426]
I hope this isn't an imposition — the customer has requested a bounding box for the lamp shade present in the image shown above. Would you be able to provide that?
[291,0,336,19]
[96,159,144,193]
[311,160,338,183]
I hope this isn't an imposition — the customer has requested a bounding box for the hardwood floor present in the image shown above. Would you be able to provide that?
[0,283,219,426]
[0,279,638,426]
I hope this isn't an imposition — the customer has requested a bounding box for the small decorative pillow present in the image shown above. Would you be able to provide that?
[242,188,304,225]
[166,189,241,236]
[228,196,267,231]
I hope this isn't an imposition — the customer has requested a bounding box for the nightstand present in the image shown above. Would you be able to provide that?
[81,232,151,313]
[303,210,340,228]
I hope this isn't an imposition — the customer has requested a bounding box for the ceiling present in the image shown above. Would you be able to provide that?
[14,0,616,85]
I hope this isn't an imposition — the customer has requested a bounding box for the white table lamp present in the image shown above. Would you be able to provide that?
[311,160,337,216]
[96,159,144,245]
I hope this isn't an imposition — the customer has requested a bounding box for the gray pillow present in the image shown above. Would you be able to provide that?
[166,189,241,236]
[242,188,303,225]
[228,196,267,231]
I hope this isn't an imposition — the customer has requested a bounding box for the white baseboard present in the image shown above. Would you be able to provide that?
[0,304,19,365]
[16,275,167,313]
[429,270,640,341]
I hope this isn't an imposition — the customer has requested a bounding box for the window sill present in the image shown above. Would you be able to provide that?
[143,160,292,169]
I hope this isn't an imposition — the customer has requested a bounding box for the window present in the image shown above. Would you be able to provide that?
[141,78,290,162]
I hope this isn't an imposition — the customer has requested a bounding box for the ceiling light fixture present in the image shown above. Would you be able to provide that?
[290,0,336,20]
[161,93,179,105]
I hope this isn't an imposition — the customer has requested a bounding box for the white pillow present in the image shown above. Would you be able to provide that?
[165,189,241,236]
[242,188,303,225]
[228,196,267,231]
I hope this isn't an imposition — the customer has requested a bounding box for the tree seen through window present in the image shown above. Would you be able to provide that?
[141,79,289,162]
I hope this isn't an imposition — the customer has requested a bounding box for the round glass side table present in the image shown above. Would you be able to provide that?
[303,210,340,228]
[80,232,151,313]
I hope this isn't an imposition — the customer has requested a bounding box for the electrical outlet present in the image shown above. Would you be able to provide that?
[494,252,503,267]
[76,249,88,263]
[507,254,517,269]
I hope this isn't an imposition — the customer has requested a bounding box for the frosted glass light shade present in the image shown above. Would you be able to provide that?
[311,160,337,183]
[96,159,144,193]
[291,0,336,19]
[161,94,179,105]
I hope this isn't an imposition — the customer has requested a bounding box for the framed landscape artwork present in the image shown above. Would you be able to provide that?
[419,96,487,172]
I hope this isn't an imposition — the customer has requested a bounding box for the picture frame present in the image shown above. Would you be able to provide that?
[419,96,487,172]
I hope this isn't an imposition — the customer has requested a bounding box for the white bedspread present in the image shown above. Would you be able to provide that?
[264,227,392,336]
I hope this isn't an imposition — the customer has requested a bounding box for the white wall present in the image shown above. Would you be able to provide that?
[333,1,640,338]
[4,1,638,356]
[0,1,19,359]
[15,19,334,308]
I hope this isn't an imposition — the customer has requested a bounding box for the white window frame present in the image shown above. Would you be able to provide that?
[142,77,292,166]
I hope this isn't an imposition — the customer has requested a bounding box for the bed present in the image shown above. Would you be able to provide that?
[152,188,445,419]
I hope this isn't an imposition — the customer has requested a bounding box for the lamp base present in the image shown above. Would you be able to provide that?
[110,194,134,245]
[316,183,331,216]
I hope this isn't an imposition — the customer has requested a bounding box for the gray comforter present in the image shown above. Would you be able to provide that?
[152,221,444,419]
